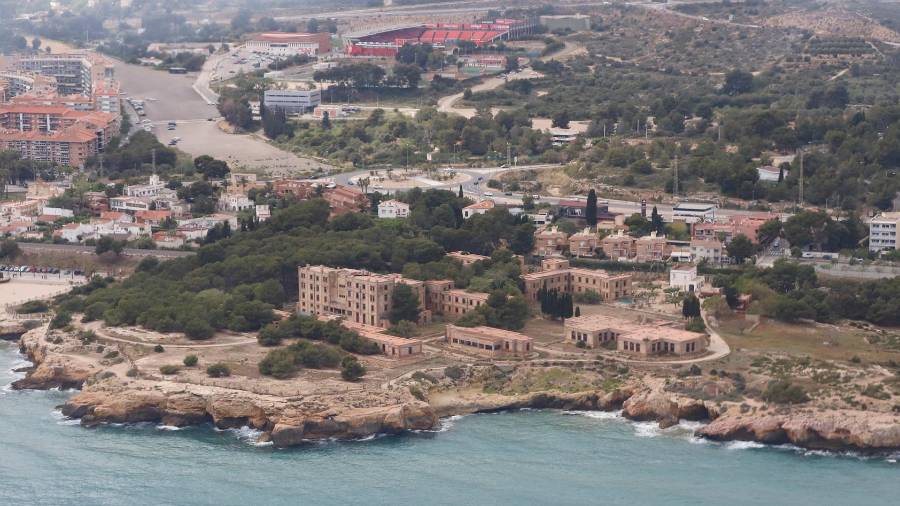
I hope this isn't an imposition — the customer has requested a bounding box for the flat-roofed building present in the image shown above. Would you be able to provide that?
[568,227,598,257]
[297,265,426,328]
[563,314,706,356]
[869,212,900,252]
[377,199,410,219]
[339,319,422,357]
[600,230,634,260]
[446,251,490,265]
[445,324,533,357]
[673,202,716,224]
[533,226,568,257]
[247,32,332,56]
[690,239,724,264]
[424,279,454,312]
[263,88,321,114]
[669,264,702,292]
[439,288,489,320]
[522,267,632,302]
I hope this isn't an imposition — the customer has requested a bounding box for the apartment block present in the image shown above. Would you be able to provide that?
[869,212,900,252]
[297,265,426,328]
[522,265,632,303]
[445,324,533,357]
[439,288,489,320]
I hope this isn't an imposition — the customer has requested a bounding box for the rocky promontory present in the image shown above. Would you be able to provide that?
[698,411,900,451]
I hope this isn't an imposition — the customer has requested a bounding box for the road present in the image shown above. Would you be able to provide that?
[18,242,195,259]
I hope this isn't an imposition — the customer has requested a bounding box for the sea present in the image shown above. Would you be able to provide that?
[1,340,897,506]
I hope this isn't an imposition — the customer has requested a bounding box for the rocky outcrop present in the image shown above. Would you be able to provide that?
[270,404,437,447]
[12,326,96,390]
[57,381,438,446]
[431,388,633,418]
[0,320,28,341]
[623,389,716,428]
[698,411,900,451]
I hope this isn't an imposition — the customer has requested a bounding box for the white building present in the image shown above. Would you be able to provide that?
[125,174,166,197]
[757,165,785,183]
[673,202,716,224]
[462,200,495,219]
[246,32,331,57]
[217,194,255,212]
[690,239,724,264]
[669,264,703,292]
[255,204,271,221]
[263,89,321,114]
[869,212,900,252]
[41,207,74,218]
[377,199,410,219]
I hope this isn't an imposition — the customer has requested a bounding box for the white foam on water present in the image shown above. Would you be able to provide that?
[632,421,662,438]
[50,409,81,426]
[423,414,467,433]
[156,425,184,431]
[725,440,768,450]
[223,425,271,446]
[562,410,623,420]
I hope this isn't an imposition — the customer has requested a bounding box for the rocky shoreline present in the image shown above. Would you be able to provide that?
[10,326,900,452]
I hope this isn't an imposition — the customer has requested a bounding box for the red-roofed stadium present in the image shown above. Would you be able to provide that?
[346,19,537,57]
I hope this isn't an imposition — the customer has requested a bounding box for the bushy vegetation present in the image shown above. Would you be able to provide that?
[714,259,900,326]
[762,380,810,404]
[256,314,380,355]
[282,107,559,167]
[258,340,343,379]
[206,363,231,378]
[16,300,49,314]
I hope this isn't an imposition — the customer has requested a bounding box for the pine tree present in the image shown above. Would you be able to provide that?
[574,306,581,317]
[458,185,464,198]
[651,206,665,235]
[321,111,331,130]
[586,189,598,227]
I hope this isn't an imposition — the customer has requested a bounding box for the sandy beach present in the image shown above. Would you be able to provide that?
[0,278,81,308]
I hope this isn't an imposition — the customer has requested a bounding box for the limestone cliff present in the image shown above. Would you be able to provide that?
[698,411,900,451]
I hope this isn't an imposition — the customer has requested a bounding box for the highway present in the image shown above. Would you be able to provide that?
[18,243,195,259]
[326,164,786,221]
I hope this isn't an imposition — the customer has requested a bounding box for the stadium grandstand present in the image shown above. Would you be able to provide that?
[346,19,536,57]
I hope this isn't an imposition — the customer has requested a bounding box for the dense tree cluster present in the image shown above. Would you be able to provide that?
[537,287,574,320]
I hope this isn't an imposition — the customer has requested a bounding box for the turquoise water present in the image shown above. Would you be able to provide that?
[1,341,897,506]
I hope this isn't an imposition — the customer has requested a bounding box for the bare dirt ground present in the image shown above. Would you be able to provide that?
[1,278,80,308]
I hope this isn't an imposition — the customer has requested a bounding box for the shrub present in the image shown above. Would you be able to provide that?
[126,368,139,378]
[686,317,706,333]
[387,320,417,338]
[573,290,601,304]
[159,364,180,375]
[575,340,587,349]
[257,325,283,346]
[444,365,465,380]
[153,344,165,353]
[409,385,426,401]
[17,300,49,314]
[762,380,810,404]
[183,318,214,340]
[103,350,119,359]
[49,311,72,329]
[206,363,231,378]
[340,356,366,382]
[258,349,296,379]
[79,330,98,344]
[183,354,199,367]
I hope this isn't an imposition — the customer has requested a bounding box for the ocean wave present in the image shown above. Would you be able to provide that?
[420,414,467,433]
[222,425,272,446]
[50,409,81,426]
[725,440,768,450]
[156,425,185,431]
[562,410,623,420]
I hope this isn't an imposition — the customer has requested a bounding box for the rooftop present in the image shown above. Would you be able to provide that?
[447,324,532,342]
[465,200,495,210]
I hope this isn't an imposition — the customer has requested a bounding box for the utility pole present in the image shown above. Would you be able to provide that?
[798,150,804,206]
[673,154,679,197]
